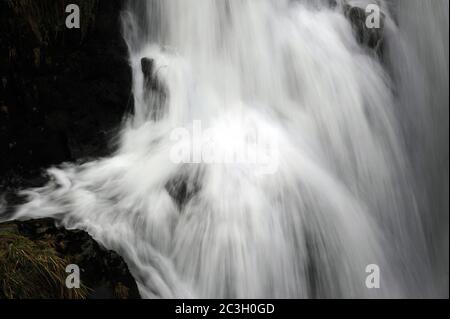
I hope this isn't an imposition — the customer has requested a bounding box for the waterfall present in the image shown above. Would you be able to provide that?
[7,0,448,298]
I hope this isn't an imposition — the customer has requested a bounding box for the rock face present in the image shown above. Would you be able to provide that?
[141,57,167,121]
[344,4,385,56]
[0,0,139,298]
[0,0,131,178]
[0,218,140,299]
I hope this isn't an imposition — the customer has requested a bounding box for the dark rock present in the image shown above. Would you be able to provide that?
[165,171,202,209]
[0,0,131,179]
[344,4,385,56]
[141,57,155,81]
[141,57,167,121]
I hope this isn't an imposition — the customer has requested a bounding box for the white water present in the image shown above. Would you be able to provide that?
[7,0,449,298]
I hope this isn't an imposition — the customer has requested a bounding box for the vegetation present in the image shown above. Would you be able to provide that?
[0,224,90,299]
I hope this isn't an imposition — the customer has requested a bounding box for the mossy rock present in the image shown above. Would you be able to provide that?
[0,225,89,298]
[0,218,140,299]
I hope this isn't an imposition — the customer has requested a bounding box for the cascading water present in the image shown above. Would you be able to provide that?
[4,0,448,298]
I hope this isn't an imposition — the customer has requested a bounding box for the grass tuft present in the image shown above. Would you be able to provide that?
[0,230,90,299]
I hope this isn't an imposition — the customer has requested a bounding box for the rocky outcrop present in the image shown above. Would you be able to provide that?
[0,0,138,299]
[344,3,385,56]
[0,218,140,299]
[0,0,131,178]
[141,57,167,121]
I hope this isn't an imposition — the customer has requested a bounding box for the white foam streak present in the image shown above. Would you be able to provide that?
[11,0,448,298]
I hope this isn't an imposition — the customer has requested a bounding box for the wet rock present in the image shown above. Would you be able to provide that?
[141,57,167,121]
[165,171,202,209]
[344,4,385,55]
[141,57,155,83]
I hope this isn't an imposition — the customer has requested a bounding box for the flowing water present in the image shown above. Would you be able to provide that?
[5,0,449,298]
